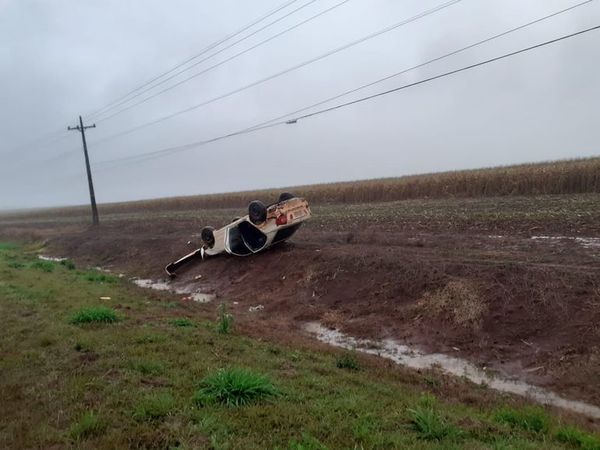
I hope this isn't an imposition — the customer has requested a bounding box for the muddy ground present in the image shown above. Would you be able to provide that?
[2,194,600,409]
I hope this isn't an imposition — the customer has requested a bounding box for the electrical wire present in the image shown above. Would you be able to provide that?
[85,0,304,119]
[91,0,463,134]
[91,0,327,120]
[94,23,600,170]
[239,0,596,131]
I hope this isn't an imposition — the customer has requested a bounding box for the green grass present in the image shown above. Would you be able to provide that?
[409,405,462,441]
[83,272,119,283]
[555,426,600,449]
[0,242,598,449]
[69,411,106,440]
[130,360,165,376]
[70,306,119,324]
[170,317,195,327]
[30,260,55,272]
[494,406,551,433]
[132,393,175,421]
[335,352,359,371]
[193,368,278,407]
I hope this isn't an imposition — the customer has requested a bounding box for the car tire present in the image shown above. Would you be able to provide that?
[278,192,295,202]
[201,226,215,248]
[248,200,267,224]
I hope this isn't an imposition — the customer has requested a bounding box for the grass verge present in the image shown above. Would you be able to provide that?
[0,242,598,449]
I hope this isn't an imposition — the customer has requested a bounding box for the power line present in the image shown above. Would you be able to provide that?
[91,0,462,137]
[94,23,600,170]
[241,0,596,131]
[91,0,327,120]
[85,0,303,119]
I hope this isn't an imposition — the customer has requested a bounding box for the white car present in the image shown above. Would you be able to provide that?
[165,193,311,276]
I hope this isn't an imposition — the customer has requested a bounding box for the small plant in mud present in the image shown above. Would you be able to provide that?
[60,259,76,270]
[216,303,233,334]
[336,351,360,371]
[70,307,119,325]
[193,368,278,407]
[170,318,196,328]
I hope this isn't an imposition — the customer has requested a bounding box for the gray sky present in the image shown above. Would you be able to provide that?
[0,0,598,210]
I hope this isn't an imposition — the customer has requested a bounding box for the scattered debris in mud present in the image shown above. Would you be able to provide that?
[306,322,600,419]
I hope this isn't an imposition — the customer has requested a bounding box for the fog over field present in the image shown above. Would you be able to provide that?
[0,0,598,209]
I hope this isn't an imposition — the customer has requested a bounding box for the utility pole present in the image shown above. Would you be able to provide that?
[68,116,99,226]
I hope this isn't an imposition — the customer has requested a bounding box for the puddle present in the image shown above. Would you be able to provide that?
[38,255,67,262]
[132,278,215,303]
[306,323,600,419]
[531,236,600,255]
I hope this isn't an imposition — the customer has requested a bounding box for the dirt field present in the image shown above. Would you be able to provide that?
[2,193,600,413]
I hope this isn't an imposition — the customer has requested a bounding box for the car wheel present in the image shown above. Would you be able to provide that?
[248,200,267,224]
[201,226,215,248]
[278,192,295,202]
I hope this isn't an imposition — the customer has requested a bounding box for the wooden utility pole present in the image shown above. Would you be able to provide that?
[68,116,99,225]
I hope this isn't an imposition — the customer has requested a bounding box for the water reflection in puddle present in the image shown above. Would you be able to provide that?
[306,322,600,419]
[132,278,215,303]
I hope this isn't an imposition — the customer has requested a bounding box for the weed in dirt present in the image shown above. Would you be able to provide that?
[30,260,54,272]
[60,259,76,270]
[69,411,106,440]
[408,405,462,441]
[7,261,25,269]
[419,279,486,328]
[130,360,165,376]
[133,393,175,421]
[336,352,360,371]
[555,425,600,449]
[170,317,195,327]
[216,303,233,334]
[494,406,550,433]
[0,242,17,250]
[193,368,278,407]
[70,306,119,324]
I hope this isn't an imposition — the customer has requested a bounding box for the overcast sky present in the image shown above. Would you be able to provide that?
[0,0,598,210]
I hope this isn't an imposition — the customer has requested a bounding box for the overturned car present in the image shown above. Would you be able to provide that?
[165,193,311,276]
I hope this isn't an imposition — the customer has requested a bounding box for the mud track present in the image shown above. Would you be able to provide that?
[2,195,600,413]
